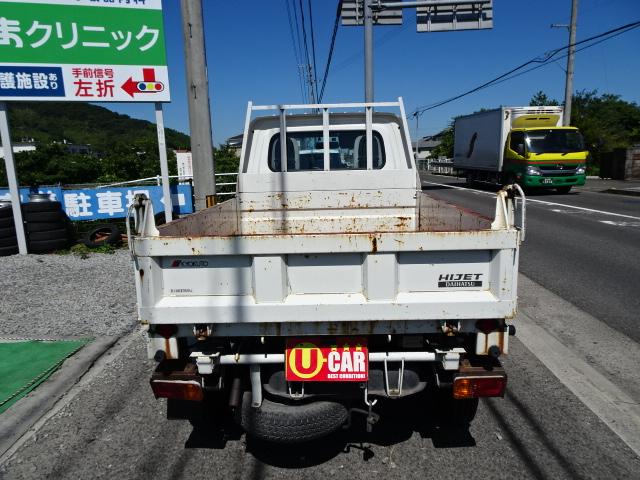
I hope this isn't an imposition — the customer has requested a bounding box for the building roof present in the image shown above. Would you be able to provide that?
[226,134,243,147]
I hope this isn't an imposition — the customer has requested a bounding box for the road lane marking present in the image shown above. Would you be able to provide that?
[422,180,640,220]
[516,311,640,458]
[600,220,640,227]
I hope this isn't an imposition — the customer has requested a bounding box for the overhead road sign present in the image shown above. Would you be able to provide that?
[341,1,493,32]
[0,0,170,102]
[416,0,493,32]
[341,0,403,26]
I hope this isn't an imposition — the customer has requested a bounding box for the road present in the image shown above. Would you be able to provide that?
[1,177,639,479]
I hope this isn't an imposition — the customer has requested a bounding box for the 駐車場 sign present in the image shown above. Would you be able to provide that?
[0,0,170,102]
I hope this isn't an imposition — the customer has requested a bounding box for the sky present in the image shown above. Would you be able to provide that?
[104,0,640,146]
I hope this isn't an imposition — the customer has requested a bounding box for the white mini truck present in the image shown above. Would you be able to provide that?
[129,99,524,443]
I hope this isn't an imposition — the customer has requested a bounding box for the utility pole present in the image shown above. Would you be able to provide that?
[563,0,578,126]
[364,0,374,102]
[180,0,216,210]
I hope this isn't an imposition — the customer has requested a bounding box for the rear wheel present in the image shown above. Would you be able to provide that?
[239,393,348,443]
[465,172,475,186]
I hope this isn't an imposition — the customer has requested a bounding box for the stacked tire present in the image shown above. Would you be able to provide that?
[0,203,18,256]
[24,201,74,253]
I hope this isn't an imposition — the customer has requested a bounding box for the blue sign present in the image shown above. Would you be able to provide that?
[0,185,193,220]
[0,66,66,98]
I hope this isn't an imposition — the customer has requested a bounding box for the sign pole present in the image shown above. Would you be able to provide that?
[155,102,173,222]
[364,0,374,103]
[0,101,27,255]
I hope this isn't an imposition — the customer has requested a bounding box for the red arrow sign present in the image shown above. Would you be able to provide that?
[121,77,138,98]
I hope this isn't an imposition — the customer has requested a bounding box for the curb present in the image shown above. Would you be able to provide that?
[0,336,119,460]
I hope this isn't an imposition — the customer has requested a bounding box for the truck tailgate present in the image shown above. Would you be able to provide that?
[132,228,518,336]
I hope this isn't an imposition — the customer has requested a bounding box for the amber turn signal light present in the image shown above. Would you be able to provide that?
[150,380,204,401]
[453,375,506,399]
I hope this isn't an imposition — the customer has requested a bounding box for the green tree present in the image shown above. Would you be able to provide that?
[213,145,241,195]
[0,144,102,187]
[529,91,560,106]
[429,123,454,159]
[569,90,640,173]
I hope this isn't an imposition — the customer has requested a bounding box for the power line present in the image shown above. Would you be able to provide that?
[411,20,640,117]
[308,0,319,100]
[483,24,638,91]
[298,0,316,102]
[285,0,306,102]
[292,0,311,103]
[318,0,343,102]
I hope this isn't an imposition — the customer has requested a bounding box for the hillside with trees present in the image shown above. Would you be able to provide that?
[0,102,192,186]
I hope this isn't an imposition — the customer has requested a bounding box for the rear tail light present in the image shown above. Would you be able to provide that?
[453,375,506,399]
[150,380,204,401]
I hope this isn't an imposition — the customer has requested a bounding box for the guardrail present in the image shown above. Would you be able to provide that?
[97,172,239,198]
[417,158,458,176]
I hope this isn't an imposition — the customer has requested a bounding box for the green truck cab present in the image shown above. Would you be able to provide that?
[454,106,588,194]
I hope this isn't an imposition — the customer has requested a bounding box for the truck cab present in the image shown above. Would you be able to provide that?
[454,106,588,193]
[503,110,588,193]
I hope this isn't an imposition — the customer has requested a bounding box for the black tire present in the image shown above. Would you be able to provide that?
[0,205,13,219]
[0,245,19,256]
[24,211,66,223]
[0,216,15,228]
[0,236,18,248]
[465,172,474,186]
[0,225,17,238]
[556,186,572,194]
[28,237,70,253]
[26,221,65,233]
[239,393,348,443]
[23,201,63,213]
[83,224,122,247]
[28,228,69,242]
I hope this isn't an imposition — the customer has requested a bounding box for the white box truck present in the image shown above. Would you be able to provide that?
[454,106,588,193]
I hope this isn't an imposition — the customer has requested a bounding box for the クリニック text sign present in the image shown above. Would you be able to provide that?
[0,0,171,102]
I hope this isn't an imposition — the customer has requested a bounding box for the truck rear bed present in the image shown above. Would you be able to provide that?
[132,191,518,337]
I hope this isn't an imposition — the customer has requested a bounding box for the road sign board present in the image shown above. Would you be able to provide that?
[0,0,170,102]
[417,1,493,32]
[341,0,403,26]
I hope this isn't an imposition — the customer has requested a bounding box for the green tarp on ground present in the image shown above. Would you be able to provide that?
[0,339,90,414]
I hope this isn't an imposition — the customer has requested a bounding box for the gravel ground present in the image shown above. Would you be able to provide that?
[0,250,137,338]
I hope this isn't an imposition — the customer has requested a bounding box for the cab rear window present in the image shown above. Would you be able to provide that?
[268,130,385,171]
